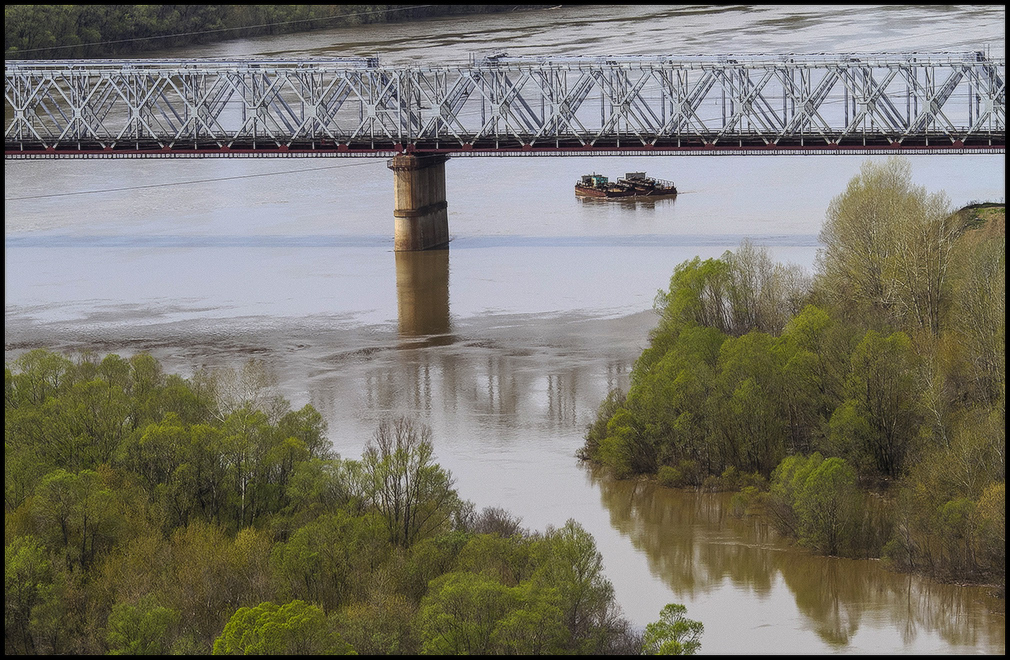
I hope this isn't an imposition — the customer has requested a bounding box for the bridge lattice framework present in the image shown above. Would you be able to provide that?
[4,52,1006,157]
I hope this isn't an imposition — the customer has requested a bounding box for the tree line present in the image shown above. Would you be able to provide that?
[580,157,1004,592]
[5,350,704,654]
[5,5,549,59]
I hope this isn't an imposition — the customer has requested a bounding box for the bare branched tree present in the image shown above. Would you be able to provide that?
[362,417,462,547]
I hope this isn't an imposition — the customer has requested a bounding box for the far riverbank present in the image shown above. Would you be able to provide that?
[4,5,555,59]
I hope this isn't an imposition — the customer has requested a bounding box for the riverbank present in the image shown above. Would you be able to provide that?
[4,5,555,59]
[579,190,1005,596]
[960,201,1006,231]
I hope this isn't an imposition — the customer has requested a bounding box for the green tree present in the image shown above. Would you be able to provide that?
[162,522,274,648]
[886,410,1005,581]
[3,540,85,655]
[579,388,626,464]
[723,240,809,336]
[973,482,1005,587]
[586,241,812,483]
[105,594,181,655]
[162,422,229,528]
[778,304,850,452]
[768,453,822,538]
[417,571,567,655]
[594,325,724,478]
[769,454,868,556]
[710,330,788,475]
[829,330,922,478]
[652,243,807,340]
[271,510,388,610]
[490,581,567,655]
[643,603,704,655]
[595,407,655,479]
[336,592,418,655]
[418,571,521,654]
[653,255,733,336]
[5,536,52,654]
[212,600,355,655]
[277,404,333,460]
[397,531,472,604]
[123,352,168,425]
[7,348,74,407]
[454,532,535,587]
[121,412,190,490]
[794,457,859,555]
[949,224,1005,406]
[30,468,125,571]
[361,417,464,547]
[281,457,364,529]
[816,156,964,333]
[65,377,133,466]
[529,520,624,653]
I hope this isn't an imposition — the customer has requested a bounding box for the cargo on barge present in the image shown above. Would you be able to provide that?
[575,172,677,198]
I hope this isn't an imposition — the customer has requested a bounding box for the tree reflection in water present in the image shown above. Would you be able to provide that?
[589,467,1005,650]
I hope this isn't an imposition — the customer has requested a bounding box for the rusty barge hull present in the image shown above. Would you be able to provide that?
[574,184,677,198]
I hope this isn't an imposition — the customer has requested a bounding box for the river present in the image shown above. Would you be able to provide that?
[4,5,1005,654]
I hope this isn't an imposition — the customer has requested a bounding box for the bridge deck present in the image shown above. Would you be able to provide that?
[5,53,1005,157]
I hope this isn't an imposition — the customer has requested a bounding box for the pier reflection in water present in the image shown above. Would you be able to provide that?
[395,248,452,343]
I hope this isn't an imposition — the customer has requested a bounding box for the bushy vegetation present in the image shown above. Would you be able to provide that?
[5,5,547,59]
[5,350,649,654]
[580,157,1005,591]
[642,603,703,655]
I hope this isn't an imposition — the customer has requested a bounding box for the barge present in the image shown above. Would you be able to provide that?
[575,171,677,198]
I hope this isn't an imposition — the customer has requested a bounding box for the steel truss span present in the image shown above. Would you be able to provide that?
[5,53,1005,157]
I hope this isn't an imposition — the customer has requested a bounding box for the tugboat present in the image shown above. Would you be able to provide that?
[575,171,677,199]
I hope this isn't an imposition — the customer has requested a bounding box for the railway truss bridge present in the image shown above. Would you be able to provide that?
[6,52,1005,248]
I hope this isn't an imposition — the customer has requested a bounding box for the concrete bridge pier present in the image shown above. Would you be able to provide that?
[388,154,449,251]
